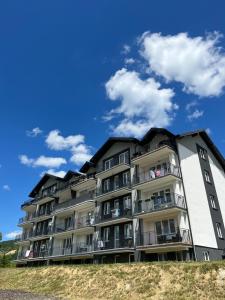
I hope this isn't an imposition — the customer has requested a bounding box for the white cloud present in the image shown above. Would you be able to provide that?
[3,184,10,191]
[105,68,176,137]
[187,109,204,121]
[26,127,42,137]
[121,44,131,55]
[70,144,92,165]
[140,32,225,97]
[185,101,198,111]
[19,155,66,168]
[5,230,21,240]
[45,130,92,165]
[46,130,84,151]
[40,169,66,178]
[124,58,135,65]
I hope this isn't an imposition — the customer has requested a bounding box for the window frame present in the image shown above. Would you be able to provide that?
[209,195,217,209]
[203,251,210,261]
[204,170,211,183]
[216,222,223,239]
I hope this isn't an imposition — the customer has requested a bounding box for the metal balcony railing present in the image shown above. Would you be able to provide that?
[96,179,131,197]
[94,238,133,251]
[134,193,186,214]
[133,163,181,185]
[136,228,191,246]
[95,207,132,224]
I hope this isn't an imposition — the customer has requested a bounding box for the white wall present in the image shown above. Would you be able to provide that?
[177,138,218,248]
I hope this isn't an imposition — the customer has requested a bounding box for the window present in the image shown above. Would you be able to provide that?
[123,196,131,209]
[155,219,176,235]
[103,179,110,192]
[63,238,72,249]
[203,251,210,261]
[124,223,133,239]
[216,223,223,239]
[122,172,129,186]
[103,227,110,241]
[103,202,110,215]
[64,217,73,229]
[114,175,119,189]
[119,151,129,164]
[209,195,217,209]
[104,158,114,170]
[199,148,206,160]
[86,234,93,245]
[204,170,211,183]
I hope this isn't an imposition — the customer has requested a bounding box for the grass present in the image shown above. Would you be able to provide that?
[0,261,225,299]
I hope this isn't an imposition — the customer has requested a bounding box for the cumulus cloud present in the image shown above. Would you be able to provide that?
[26,127,42,137]
[46,130,84,151]
[40,169,66,178]
[105,68,176,137]
[140,32,225,97]
[3,184,10,191]
[45,130,92,165]
[5,230,21,239]
[187,109,204,121]
[19,155,66,168]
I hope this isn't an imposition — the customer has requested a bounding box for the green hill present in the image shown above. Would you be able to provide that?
[0,261,225,299]
[0,240,18,266]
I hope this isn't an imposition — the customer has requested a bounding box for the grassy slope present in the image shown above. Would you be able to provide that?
[0,262,225,299]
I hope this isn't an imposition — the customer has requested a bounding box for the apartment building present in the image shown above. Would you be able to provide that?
[15,128,225,265]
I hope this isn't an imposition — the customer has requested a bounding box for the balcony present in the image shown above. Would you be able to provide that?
[134,193,186,217]
[54,192,94,213]
[132,142,176,167]
[15,231,33,242]
[96,180,131,202]
[136,228,191,250]
[133,163,181,190]
[94,238,134,253]
[96,157,130,180]
[31,228,52,239]
[95,207,132,226]
[75,215,95,230]
[18,212,36,225]
[51,243,94,257]
[53,221,75,235]
[71,174,96,191]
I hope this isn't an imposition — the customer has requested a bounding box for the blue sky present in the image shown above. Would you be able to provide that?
[1,0,225,240]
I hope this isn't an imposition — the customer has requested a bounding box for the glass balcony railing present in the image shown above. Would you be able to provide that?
[94,238,133,251]
[75,215,95,229]
[53,221,75,234]
[51,243,94,256]
[136,228,191,247]
[132,140,176,160]
[55,192,95,211]
[95,207,132,224]
[133,163,181,185]
[134,193,186,215]
[96,179,131,197]
[97,156,130,174]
